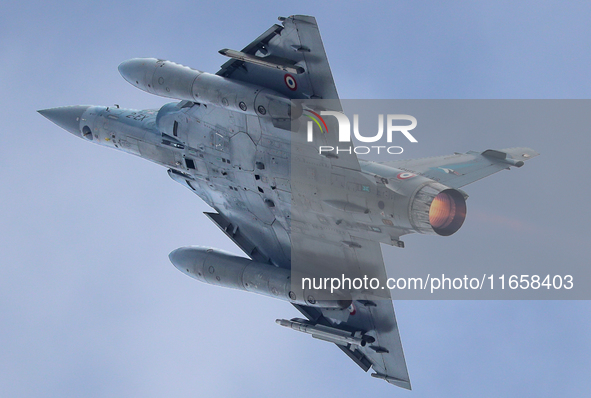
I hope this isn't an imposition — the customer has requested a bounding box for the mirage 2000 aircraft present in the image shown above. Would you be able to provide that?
[39,15,538,389]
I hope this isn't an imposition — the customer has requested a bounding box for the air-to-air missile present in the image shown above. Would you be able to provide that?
[275,318,375,347]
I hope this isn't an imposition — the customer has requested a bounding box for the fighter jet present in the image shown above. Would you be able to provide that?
[38,15,538,389]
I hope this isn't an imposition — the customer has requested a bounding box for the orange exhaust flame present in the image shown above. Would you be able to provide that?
[429,190,467,236]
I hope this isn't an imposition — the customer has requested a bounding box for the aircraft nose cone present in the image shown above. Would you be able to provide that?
[37,105,90,136]
[118,58,152,87]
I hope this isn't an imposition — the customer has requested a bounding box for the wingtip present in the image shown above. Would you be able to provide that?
[501,147,540,160]
[371,373,412,389]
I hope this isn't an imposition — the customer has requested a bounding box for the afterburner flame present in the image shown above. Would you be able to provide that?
[430,192,456,228]
[428,190,467,236]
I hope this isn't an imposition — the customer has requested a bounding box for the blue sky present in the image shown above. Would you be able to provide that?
[1,1,590,397]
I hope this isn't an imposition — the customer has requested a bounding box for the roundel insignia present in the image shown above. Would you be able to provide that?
[284,74,297,91]
[397,172,416,180]
[348,303,356,315]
